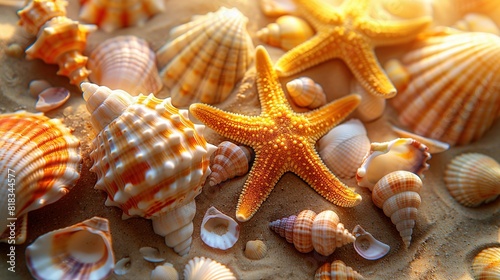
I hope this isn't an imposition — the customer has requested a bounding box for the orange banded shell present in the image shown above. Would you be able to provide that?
[17,0,67,35]
[315,260,364,280]
[208,141,253,186]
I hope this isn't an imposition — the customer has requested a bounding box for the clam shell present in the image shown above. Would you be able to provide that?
[17,0,67,35]
[151,263,179,280]
[208,141,253,186]
[472,247,500,279]
[352,225,390,260]
[156,7,254,107]
[314,260,364,280]
[183,256,236,280]
[35,87,70,112]
[140,247,165,263]
[444,153,500,207]
[200,206,240,250]
[113,257,131,276]
[244,240,267,260]
[257,15,314,51]
[286,77,327,109]
[25,217,114,280]
[88,35,163,96]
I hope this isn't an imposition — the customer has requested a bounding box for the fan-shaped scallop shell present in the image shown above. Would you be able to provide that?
[372,171,422,248]
[269,210,355,256]
[88,35,162,96]
[17,0,67,35]
[244,240,267,260]
[25,217,114,280]
[183,256,236,280]
[156,7,254,107]
[286,77,327,109]
[81,82,216,256]
[390,29,500,146]
[0,111,81,244]
[472,247,500,279]
[208,141,253,186]
[200,206,240,250]
[317,119,370,179]
[444,153,500,207]
[79,0,164,32]
[257,15,314,51]
[314,260,364,280]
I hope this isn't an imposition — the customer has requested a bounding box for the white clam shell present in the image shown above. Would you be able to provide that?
[183,256,236,280]
[201,206,240,250]
[151,263,179,280]
[140,247,165,263]
[114,257,131,276]
[35,87,70,112]
[352,225,390,260]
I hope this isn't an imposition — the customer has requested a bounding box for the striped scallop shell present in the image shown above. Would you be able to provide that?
[26,217,114,280]
[269,210,355,256]
[79,0,164,32]
[286,77,327,109]
[444,153,500,207]
[472,247,500,279]
[17,0,67,35]
[257,15,314,51]
[0,111,81,244]
[183,256,236,280]
[390,29,500,146]
[156,7,254,108]
[88,35,162,96]
[244,240,267,260]
[151,263,179,280]
[208,141,253,186]
[314,260,364,280]
[81,82,216,255]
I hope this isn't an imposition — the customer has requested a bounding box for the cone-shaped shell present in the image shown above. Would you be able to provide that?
[257,15,314,51]
[208,141,253,186]
[183,256,236,280]
[286,77,327,109]
[472,247,500,280]
[88,35,162,96]
[314,260,364,280]
[156,7,254,107]
[17,0,67,35]
[200,206,240,250]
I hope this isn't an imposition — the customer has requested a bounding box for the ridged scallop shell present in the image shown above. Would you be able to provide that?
[17,0,67,35]
[390,29,500,146]
[444,153,500,207]
[356,138,430,191]
[183,256,236,280]
[200,206,240,250]
[244,240,267,260]
[317,119,370,179]
[372,171,422,248]
[453,13,500,35]
[81,82,216,256]
[151,263,179,280]
[286,77,327,109]
[79,0,164,32]
[472,247,500,279]
[208,141,253,187]
[88,35,162,96]
[0,111,81,244]
[257,15,314,51]
[269,210,355,256]
[352,225,390,260]
[350,79,386,122]
[156,7,254,108]
[25,217,114,280]
[35,87,71,112]
[314,260,364,280]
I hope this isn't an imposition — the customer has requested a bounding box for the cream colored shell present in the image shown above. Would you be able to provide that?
[183,256,236,280]
[472,247,500,280]
[286,77,327,109]
[257,15,314,51]
[244,240,267,260]
[208,141,253,186]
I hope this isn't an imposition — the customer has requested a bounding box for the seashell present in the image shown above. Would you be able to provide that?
[156,7,254,107]
[201,206,240,250]
[0,111,81,244]
[286,77,326,109]
[372,171,423,248]
[356,138,430,191]
[258,0,297,17]
[244,240,267,260]
[269,210,355,256]
[29,79,52,98]
[88,35,163,96]
[352,225,390,260]
[17,0,67,35]
[6,43,24,58]
[384,59,410,93]
[390,125,449,154]
[140,247,165,263]
[444,153,500,207]
[81,82,217,256]
[317,119,370,179]
[257,15,315,51]
[208,141,253,186]
[314,260,364,280]
[114,257,131,276]
[472,247,500,279]
[372,0,433,20]
[79,0,164,32]
[453,13,500,35]
[350,79,386,122]
[183,256,236,280]
[35,87,70,112]
[151,263,179,280]
[25,217,114,280]
[390,29,500,146]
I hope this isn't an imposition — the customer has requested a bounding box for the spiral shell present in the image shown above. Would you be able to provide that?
[156,7,254,107]
[314,260,364,280]
[444,153,500,207]
[0,111,81,244]
[472,247,500,280]
[257,15,314,51]
[183,256,236,280]
[244,240,267,260]
[200,206,240,250]
[25,217,114,280]
[372,171,422,248]
[352,225,390,260]
[269,210,355,256]
[88,35,163,96]
[81,82,216,255]
[286,77,327,109]
[17,0,67,35]
[208,141,253,186]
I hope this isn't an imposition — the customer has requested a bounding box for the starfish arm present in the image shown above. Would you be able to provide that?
[360,16,432,46]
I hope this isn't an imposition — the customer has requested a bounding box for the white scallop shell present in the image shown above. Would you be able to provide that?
[286,77,327,109]
[35,87,70,112]
[352,225,390,260]
[183,256,236,280]
[200,206,240,250]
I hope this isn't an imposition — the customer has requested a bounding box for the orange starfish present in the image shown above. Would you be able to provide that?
[274,0,432,98]
[190,46,362,222]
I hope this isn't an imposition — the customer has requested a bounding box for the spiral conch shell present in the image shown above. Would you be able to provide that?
[156,7,254,107]
[0,111,81,244]
[444,153,500,207]
[208,141,254,186]
[269,210,355,256]
[314,260,364,280]
[257,15,314,51]
[472,247,500,280]
[81,82,216,256]
[286,77,327,109]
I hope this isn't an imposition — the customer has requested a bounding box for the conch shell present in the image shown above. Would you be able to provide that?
[314,260,364,280]
[286,77,327,109]
[257,15,314,51]
[208,141,253,186]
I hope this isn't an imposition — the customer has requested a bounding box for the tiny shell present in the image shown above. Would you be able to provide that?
[453,13,500,35]
[151,263,179,280]
[35,87,70,112]
[183,256,236,280]
[286,77,327,109]
[17,0,67,35]
[244,240,267,260]
[314,260,364,280]
[208,141,254,186]
[29,79,52,98]
[6,43,24,58]
[384,59,410,93]
[140,247,165,263]
[472,247,500,280]
[201,206,240,250]
[352,225,390,260]
[257,15,314,51]
[114,257,131,276]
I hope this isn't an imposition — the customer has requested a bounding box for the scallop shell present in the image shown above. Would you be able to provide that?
[200,206,240,250]
[444,153,500,207]
[317,119,370,179]
[25,217,114,280]
[81,82,217,256]
[257,15,314,51]
[208,141,253,186]
[183,256,236,280]
[151,263,179,280]
[453,13,500,35]
[372,171,422,248]
[314,260,364,280]
[244,240,267,260]
[88,35,162,96]
[390,29,500,146]
[0,111,81,244]
[269,210,355,256]
[472,247,500,279]
[17,0,67,35]
[350,79,386,122]
[352,225,390,260]
[35,87,70,112]
[286,77,327,109]
[156,7,254,107]
[356,138,430,191]
[79,0,164,32]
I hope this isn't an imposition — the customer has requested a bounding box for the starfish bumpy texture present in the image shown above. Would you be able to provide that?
[275,0,432,98]
[190,46,362,222]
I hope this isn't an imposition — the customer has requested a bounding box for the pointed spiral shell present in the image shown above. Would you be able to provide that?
[208,141,253,186]
[314,260,364,280]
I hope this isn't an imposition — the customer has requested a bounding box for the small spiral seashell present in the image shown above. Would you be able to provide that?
[244,240,267,260]
[200,206,240,250]
[35,87,70,112]
[17,0,67,35]
[352,225,390,260]
[257,15,314,51]
[151,263,179,280]
[286,77,327,109]
[472,247,500,279]
[183,256,236,280]
[444,153,500,207]
[208,141,254,186]
[314,260,364,280]
[269,210,355,256]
